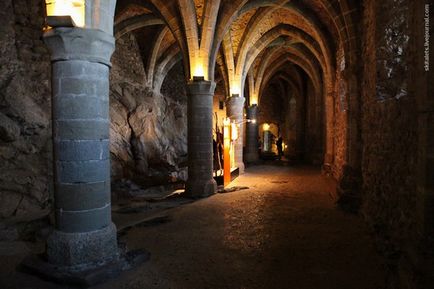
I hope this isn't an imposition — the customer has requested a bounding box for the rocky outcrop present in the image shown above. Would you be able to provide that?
[0,0,52,223]
[109,33,188,188]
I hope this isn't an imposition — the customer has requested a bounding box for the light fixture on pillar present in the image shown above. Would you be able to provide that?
[230,85,241,96]
[193,66,205,79]
[263,123,270,131]
[45,0,85,27]
[250,93,258,105]
[192,57,206,80]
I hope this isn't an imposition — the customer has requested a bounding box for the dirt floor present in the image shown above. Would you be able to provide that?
[0,164,387,289]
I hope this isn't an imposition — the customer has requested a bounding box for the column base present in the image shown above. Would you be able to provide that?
[47,223,119,268]
[336,165,362,214]
[236,162,245,174]
[245,152,260,164]
[185,178,217,198]
[20,244,149,287]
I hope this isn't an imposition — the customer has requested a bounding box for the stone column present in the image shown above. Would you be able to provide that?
[226,95,245,173]
[245,104,259,163]
[43,27,118,268]
[185,77,217,197]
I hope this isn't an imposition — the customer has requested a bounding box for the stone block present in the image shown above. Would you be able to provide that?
[55,139,109,161]
[53,95,108,120]
[46,223,118,266]
[55,119,109,140]
[185,178,217,198]
[55,181,110,211]
[55,204,111,233]
[56,159,110,183]
[53,60,108,78]
[59,77,98,96]
[20,245,149,287]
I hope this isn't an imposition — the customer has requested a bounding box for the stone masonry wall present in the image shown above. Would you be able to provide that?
[361,0,422,287]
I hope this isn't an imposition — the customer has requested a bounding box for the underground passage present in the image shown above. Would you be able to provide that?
[0,0,432,288]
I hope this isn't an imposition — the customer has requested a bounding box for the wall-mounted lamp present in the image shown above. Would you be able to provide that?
[263,123,270,131]
[230,86,241,96]
[193,65,205,79]
[45,0,85,27]
[250,93,258,106]
[233,118,256,125]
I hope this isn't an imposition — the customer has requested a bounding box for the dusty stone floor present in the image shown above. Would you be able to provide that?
[0,164,386,289]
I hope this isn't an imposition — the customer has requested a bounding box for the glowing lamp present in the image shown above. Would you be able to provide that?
[251,94,258,105]
[263,123,270,131]
[230,85,241,96]
[45,0,85,27]
[193,64,205,78]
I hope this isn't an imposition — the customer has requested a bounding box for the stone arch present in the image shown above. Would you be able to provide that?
[153,44,183,92]
[114,14,164,39]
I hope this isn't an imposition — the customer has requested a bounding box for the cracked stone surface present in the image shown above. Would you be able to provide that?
[0,165,386,289]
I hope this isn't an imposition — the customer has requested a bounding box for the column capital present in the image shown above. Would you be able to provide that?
[247,104,259,117]
[226,94,245,106]
[43,27,115,66]
[226,95,245,118]
[186,78,216,95]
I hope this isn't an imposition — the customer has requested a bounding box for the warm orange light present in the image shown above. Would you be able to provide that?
[263,123,270,131]
[223,118,232,186]
[251,93,258,105]
[45,0,85,27]
[193,63,205,78]
[230,84,240,96]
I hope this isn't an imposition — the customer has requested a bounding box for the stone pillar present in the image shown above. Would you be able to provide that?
[226,95,245,173]
[185,77,217,197]
[245,104,259,163]
[44,27,118,268]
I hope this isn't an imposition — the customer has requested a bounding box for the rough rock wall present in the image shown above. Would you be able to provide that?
[110,33,188,187]
[361,0,421,287]
[0,0,52,223]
